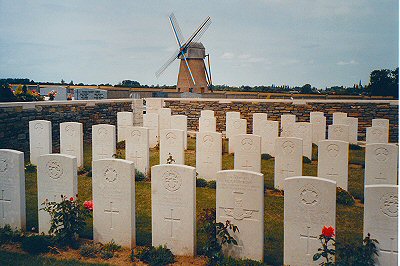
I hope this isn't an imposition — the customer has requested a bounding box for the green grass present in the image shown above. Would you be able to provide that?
[14,136,367,265]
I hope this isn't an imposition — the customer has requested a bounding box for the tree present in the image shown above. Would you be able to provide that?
[61,79,65,85]
[300,84,313,94]
[69,80,74,85]
[0,84,17,102]
[369,68,398,98]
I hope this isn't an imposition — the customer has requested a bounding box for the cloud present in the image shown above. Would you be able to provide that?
[336,60,359,65]
[221,52,234,59]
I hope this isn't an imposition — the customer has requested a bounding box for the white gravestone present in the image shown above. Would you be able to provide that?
[284,176,336,266]
[317,140,349,190]
[233,134,261,173]
[132,99,144,126]
[366,126,388,144]
[196,132,222,181]
[145,98,164,114]
[288,122,313,160]
[280,114,296,136]
[254,120,279,157]
[0,149,26,229]
[365,143,398,185]
[216,170,264,261]
[152,164,196,256]
[92,124,116,161]
[199,116,217,132]
[93,159,135,248]
[29,120,52,165]
[201,110,214,117]
[372,118,389,139]
[159,108,172,134]
[228,118,247,154]
[126,127,149,176]
[60,122,83,167]
[310,112,326,145]
[332,112,347,124]
[343,117,358,144]
[252,113,267,133]
[328,124,349,142]
[226,111,241,139]
[160,129,184,165]
[117,112,134,142]
[38,154,78,234]
[274,137,303,190]
[171,115,188,150]
[143,113,159,148]
[364,185,398,266]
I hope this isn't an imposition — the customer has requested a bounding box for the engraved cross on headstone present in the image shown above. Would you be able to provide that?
[326,168,338,179]
[130,150,142,166]
[164,208,181,238]
[98,145,109,158]
[104,201,119,230]
[241,160,253,170]
[0,189,11,220]
[380,237,398,265]
[66,145,75,153]
[204,155,213,165]
[300,226,318,256]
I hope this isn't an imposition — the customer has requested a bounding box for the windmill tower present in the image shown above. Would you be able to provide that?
[156,13,212,93]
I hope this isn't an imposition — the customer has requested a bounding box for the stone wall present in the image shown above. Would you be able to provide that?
[165,98,399,142]
[0,99,134,158]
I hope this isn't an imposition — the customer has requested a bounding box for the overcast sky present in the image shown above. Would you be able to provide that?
[0,0,398,88]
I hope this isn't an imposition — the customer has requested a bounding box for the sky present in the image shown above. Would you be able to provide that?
[0,0,398,88]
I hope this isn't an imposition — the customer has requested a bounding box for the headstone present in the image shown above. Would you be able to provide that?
[280,114,296,135]
[310,112,326,144]
[216,170,264,261]
[199,116,217,132]
[233,134,261,173]
[159,108,172,133]
[328,124,349,142]
[201,110,214,117]
[29,120,52,165]
[39,86,67,100]
[196,132,222,181]
[274,137,303,190]
[225,111,241,139]
[365,143,398,185]
[0,149,26,229]
[143,113,159,148]
[284,176,336,266]
[132,99,144,126]
[254,120,279,157]
[366,126,388,144]
[145,98,164,114]
[93,159,135,248]
[74,88,107,100]
[160,129,184,165]
[60,122,83,167]
[228,118,247,153]
[92,124,116,161]
[171,115,188,150]
[117,112,134,142]
[318,140,349,190]
[38,154,78,234]
[126,127,149,176]
[288,122,313,160]
[151,164,196,256]
[252,113,267,133]
[364,185,398,266]
[372,119,389,138]
[332,112,347,124]
[344,117,358,144]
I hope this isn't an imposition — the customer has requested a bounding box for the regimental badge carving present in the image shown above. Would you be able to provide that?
[34,123,44,133]
[131,130,141,141]
[233,120,241,129]
[223,197,256,220]
[375,147,389,162]
[203,135,214,148]
[314,117,322,124]
[104,167,118,183]
[46,160,63,179]
[299,185,319,206]
[163,170,182,192]
[166,132,176,144]
[371,128,382,136]
[65,125,75,137]
[203,118,211,126]
[282,141,295,155]
[241,138,253,151]
[380,194,398,218]
[297,124,307,134]
[334,126,343,135]
[0,158,8,173]
[98,127,108,139]
[327,144,339,158]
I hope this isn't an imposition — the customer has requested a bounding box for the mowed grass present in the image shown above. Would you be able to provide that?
[21,137,365,265]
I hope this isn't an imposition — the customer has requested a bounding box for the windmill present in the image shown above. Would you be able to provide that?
[156,13,212,93]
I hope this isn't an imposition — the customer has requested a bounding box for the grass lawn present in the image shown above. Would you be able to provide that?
[12,137,366,265]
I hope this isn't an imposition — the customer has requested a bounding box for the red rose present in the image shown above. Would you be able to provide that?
[84,200,94,211]
[322,226,335,238]
[70,197,74,201]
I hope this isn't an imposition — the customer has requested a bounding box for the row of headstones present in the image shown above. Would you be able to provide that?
[0,150,397,265]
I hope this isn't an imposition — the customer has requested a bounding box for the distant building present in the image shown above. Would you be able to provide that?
[74,88,107,100]
[39,86,68,100]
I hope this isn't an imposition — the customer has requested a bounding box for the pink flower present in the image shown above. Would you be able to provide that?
[84,200,94,211]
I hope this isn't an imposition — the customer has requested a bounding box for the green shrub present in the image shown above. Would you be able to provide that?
[337,233,379,265]
[0,225,23,244]
[337,187,355,206]
[207,180,216,189]
[78,165,91,175]
[103,239,122,253]
[138,245,175,266]
[100,250,114,259]
[135,170,146,182]
[219,256,264,265]
[80,243,101,258]
[303,156,312,164]
[21,235,52,254]
[87,170,92,177]
[197,178,208,188]
[25,163,36,173]
[350,144,362,150]
[116,141,125,149]
[261,153,272,160]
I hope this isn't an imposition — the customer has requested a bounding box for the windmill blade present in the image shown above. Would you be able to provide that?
[181,52,196,85]
[182,16,211,50]
[169,13,185,47]
[155,48,180,77]
[191,17,212,44]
